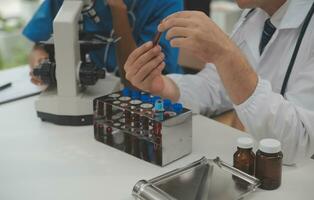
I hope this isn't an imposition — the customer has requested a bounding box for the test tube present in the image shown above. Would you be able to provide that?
[130,100,142,129]
[131,90,141,100]
[112,100,121,105]
[172,103,183,114]
[120,102,132,154]
[119,96,131,102]
[131,136,140,158]
[106,103,113,121]
[106,126,113,146]
[120,125,132,154]
[153,31,162,46]
[94,100,105,142]
[155,137,162,166]
[127,106,139,158]
[131,101,142,158]
[140,103,154,134]
[154,99,164,121]
[95,99,104,116]
[95,123,104,143]
[152,99,164,164]
[119,89,132,105]
[153,120,162,164]
[108,93,121,99]
[124,110,132,127]
[163,99,172,111]
[140,103,154,161]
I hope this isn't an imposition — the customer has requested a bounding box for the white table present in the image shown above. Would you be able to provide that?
[0,95,314,200]
[0,66,40,105]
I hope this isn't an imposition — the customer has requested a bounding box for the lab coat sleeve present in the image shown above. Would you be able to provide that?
[234,64,314,165]
[168,63,233,116]
[137,0,183,74]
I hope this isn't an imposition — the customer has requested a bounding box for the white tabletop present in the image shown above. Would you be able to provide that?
[0,96,313,200]
[0,66,40,105]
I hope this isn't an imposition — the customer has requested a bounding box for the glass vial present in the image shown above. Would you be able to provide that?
[256,139,283,190]
[233,137,255,176]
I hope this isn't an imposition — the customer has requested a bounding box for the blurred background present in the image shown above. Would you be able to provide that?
[0,0,42,71]
[0,0,239,72]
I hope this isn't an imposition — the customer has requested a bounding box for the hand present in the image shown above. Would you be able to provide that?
[29,47,49,87]
[158,11,237,64]
[107,0,127,10]
[159,11,257,105]
[124,41,166,94]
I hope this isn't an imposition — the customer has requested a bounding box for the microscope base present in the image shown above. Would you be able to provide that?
[37,112,93,126]
[35,75,120,126]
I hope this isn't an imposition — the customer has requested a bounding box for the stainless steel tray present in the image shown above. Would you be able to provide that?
[132,157,260,200]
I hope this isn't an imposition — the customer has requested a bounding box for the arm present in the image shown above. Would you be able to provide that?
[125,11,255,109]
[235,78,314,164]
[168,64,233,115]
[108,0,137,86]
[125,10,314,163]
[124,11,253,111]
[158,11,314,164]
[124,42,178,101]
[124,42,233,116]
[235,58,314,164]
[158,11,258,105]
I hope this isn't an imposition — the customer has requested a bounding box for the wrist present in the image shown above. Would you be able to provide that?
[214,45,240,68]
[160,76,180,102]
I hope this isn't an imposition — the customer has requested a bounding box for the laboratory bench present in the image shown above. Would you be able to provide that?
[0,68,314,200]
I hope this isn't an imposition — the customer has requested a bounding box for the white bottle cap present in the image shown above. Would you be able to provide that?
[259,139,281,154]
[237,137,254,149]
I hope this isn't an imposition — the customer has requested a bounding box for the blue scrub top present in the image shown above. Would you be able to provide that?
[23,0,183,74]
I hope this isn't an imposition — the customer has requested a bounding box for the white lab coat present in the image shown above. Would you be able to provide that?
[169,0,314,165]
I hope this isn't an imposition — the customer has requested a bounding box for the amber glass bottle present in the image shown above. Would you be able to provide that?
[256,139,283,190]
[233,137,255,176]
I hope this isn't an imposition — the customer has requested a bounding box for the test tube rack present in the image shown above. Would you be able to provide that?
[93,89,192,166]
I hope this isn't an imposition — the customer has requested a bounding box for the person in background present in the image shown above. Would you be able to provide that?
[124,0,314,165]
[23,0,183,87]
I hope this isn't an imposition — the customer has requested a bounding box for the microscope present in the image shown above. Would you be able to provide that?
[33,0,120,126]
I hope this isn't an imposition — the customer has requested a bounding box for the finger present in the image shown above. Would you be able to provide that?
[138,53,165,82]
[166,27,192,40]
[162,11,198,23]
[158,18,191,32]
[132,54,164,86]
[125,41,153,67]
[31,78,38,85]
[31,77,43,86]
[129,46,162,77]
[142,63,165,92]
[169,37,191,48]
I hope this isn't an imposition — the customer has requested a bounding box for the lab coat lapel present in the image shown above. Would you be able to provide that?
[259,31,279,61]
[230,11,259,68]
[279,0,313,30]
[241,9,266,64]
[230,9,252,38]
[260,0,313,61]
